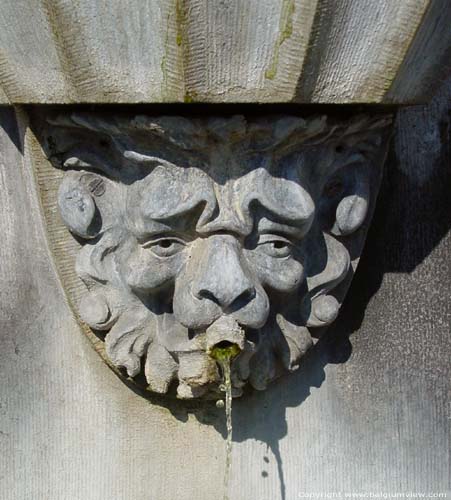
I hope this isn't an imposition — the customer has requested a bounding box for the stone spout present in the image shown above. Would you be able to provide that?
[206,316,245,357]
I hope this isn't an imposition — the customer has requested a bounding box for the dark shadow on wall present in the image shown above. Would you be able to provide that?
[0,106,22,153]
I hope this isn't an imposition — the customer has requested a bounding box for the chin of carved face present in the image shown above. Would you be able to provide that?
[45,112,392,399]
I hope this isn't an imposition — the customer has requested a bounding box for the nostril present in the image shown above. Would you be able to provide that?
[196,289,221,306]
[194,285,256,309]
[227,287,255,312]
[237,287,255,303]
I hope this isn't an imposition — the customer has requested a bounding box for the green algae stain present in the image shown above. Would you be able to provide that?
[175,0,185,47]
[265,0,295,80]
[184,89,200,102]
[210,344,241,363]
[160,11,172,98]
[176,0,194,103]
[265,60,278,81]
[160,0,188,102]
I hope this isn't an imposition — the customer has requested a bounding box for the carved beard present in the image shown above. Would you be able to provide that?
[34,112,393,399]
[102,303,300,400]
[100,286,315,400]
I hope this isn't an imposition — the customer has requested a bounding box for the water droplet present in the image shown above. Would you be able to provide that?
[216,400,225,408]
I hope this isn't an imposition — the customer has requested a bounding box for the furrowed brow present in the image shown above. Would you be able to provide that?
[256,216,306,239]
[137,203,209,237]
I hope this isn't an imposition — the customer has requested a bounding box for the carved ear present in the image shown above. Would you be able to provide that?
[331,166,370,236]
[58,168,122,241]
[320,160,371,237]
[304,125,390,330]
[305,159,373,328]
[58,171,101,238]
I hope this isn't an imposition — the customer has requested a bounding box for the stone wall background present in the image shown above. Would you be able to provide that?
[0,76,450,500]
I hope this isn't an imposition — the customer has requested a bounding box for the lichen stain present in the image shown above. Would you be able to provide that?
[160,12,171,98]
[175,0,185,47]
[265,0,295,80]
[160,0,188,102]
[184,91,198,103]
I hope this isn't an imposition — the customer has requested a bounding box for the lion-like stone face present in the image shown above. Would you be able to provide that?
[39,112,392,399]
[125,163,312,329]
[121,163,312,397]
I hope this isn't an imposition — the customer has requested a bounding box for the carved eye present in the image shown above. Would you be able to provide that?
[142,237,186,257]
[256,234,293,258]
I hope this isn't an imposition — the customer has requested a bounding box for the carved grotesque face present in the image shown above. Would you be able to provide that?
[41,113,392,399]
[125,162,312,329]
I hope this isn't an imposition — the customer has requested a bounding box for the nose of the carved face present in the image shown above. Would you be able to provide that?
[192,237,256,311]
[195,282,255,310]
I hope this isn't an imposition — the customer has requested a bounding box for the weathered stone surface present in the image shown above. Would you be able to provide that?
[30,111,392,399]
[0,106,226,500]
[0,0,449,104]
[1,81,450,499]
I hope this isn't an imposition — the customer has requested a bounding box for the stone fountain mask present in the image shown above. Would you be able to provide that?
[38,112,392,399]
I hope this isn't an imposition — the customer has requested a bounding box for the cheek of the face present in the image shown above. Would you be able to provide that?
[124,244,185,292]
[244,249,305,293]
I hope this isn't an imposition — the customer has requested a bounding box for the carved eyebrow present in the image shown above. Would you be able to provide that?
[133,204,208,239]
[256,217,306,239]
[243,183,315,239]
[126,164,219,238]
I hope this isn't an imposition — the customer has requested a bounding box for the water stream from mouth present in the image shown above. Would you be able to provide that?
[210,344,240,500]
[219,357,233,500]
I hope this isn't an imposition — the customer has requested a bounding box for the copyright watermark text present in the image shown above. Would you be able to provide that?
[297,493,448,499]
